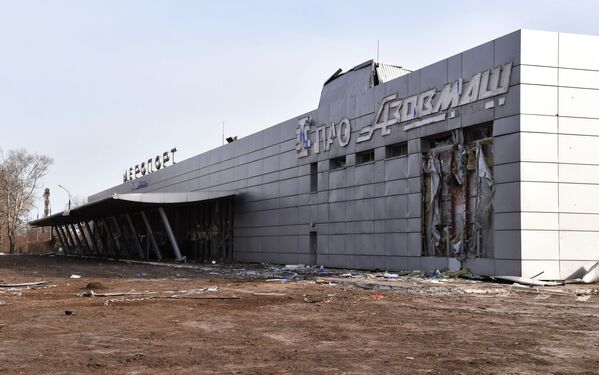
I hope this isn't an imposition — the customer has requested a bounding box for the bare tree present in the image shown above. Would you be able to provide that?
[0,149,52,253]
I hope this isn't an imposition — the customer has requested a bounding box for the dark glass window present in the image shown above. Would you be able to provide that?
[355,149,375,165]
[310,162,318,192]
[329,156,346,170]
[385,142,408,158]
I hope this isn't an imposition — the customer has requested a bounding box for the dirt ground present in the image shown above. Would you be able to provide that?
[0,255,598,374]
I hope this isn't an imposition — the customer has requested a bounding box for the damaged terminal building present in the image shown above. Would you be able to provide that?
[32,29,599,280]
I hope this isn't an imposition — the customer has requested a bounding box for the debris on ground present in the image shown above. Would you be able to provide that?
[490,276,563,287]
[70,274,82,279]
[78,290,95,297]
[0,281,48,287]
[582,261,599,284]
[104,297,153,306]
[84,282,106,290]
[284,264,305,270]
[252,292,286,297]
[1,255,599,373]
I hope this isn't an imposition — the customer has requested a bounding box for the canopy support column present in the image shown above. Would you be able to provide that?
[140,211,162,261]
[57,225,70,254]
[158,207,184,261]
[53,226,67,253]
[83,221,99,255]
[125,214,145,258]
[111,216,131,258]
[77,222,94,255]
[101,218,120,258]
[62,225,76,255]
[69,224,83,256]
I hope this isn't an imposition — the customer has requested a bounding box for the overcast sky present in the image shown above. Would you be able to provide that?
[1,0,599,216]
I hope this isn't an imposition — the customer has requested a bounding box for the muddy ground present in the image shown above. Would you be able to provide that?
[0,255,598,374]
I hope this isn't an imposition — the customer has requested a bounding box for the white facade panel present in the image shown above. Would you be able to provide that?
[559,164,599,184]
[560,213,599,231]
[521,212,559,231]
[521,230,559,260]
[520,162,558,182]
[559,117,599,137]
[521,30,558,67]
[559,87,599,118]
[559,231,599,260]
[520,182,558,212]
[520,114,557,134]
[559,184,599,214]
[559,68,599,89]
[520,84,557,116]
[559,32,599,70]
[520,133,558,162]
[521,260,560,280]
[519,66,558,86]
[559,134,599,164]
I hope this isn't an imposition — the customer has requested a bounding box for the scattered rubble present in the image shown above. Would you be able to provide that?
[1,255,599,373]
[0,281,48,287]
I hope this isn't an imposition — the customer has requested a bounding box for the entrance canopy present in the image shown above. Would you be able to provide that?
[30,191,238,227]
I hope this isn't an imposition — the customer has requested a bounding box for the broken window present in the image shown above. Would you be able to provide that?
[422,125,494,260]
[329,155,346,170]
[356,149,375,165]
[385,142,408,159]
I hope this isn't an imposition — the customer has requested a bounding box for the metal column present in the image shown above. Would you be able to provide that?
[95,219,111,257]
[63,225,77,254]
[158,207,184,261]
[101,218,120,258]
[83,221,99,255]
[77,222,94,255]
[53,226,67,252]
[228,197,234,263]
[69,223,84,256]
[110,216,131,258]
[60,225,74,254]
[125,214,145,258]
[140,211,162,261]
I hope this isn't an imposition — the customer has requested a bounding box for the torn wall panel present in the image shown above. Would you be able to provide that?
[422,126,494,260]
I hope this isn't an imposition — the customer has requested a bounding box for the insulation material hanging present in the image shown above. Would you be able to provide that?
[470,143,494,258]
[423,154,442,256]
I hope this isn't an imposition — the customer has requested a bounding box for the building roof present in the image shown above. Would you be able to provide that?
[30,191,238,227]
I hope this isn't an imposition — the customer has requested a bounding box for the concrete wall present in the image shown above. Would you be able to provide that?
[89,30,534,275]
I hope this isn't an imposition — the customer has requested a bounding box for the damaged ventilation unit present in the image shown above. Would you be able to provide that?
[422,123,494,261]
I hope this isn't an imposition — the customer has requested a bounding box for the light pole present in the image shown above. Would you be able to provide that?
[58,184,71,210]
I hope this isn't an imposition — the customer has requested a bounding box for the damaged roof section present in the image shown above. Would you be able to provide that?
[323,59,411,86]
[319,60,411,111]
